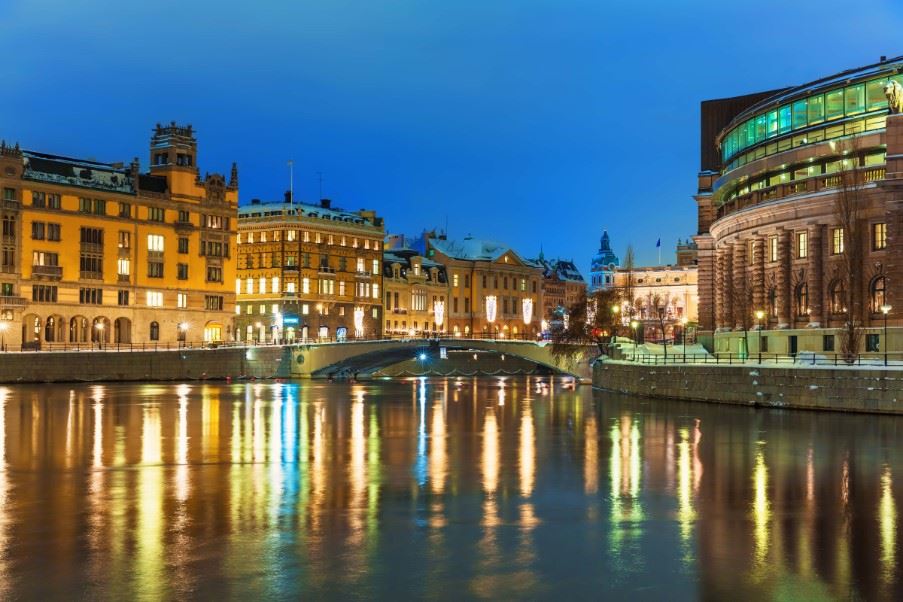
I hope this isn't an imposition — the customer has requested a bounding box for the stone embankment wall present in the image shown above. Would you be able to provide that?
[0,347,288,384]
[594,360,903,414]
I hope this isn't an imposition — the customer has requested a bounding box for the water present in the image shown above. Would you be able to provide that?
[0,378,900,600]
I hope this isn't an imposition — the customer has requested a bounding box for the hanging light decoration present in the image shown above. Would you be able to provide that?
[433,299,445,328]
[522,298,533,325]
[485,295,498,323]
[586,299,597,326]
[353,306,365,338]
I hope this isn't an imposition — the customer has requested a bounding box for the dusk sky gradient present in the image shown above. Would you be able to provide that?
[3,0,903,276]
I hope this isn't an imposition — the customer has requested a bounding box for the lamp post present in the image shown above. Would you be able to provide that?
[630,320,639,360]
[178,322,189,349]
[881,304,892,366]
[0,321,6,352]
[681,316,689,363]
[755,310,765,364]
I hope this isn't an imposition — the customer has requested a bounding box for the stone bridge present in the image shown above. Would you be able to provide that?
[288,338,596,382]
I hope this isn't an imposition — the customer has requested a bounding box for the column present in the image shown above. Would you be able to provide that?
[732,241,747,330]
[722,245,734,331]
[714,246,725,330]
[752,237,765,314]
[694,234,715,333]
[776,229,792,328]
[807,224,824,327]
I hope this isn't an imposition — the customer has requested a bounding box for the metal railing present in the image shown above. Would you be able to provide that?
[621,351,903,367]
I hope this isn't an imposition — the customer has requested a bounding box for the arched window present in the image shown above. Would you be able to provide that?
[794,283,808,317]
[150,321,160,341]
[870,276,887,313]
[767,288,777,318]
[829,280,846,314]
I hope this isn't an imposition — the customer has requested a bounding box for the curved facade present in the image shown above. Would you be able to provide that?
[695,57,903,355]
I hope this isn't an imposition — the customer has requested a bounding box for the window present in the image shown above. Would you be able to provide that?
[873,222,887,251]
[178,237,189,254]
[464,275,470,288]
[831,228,844,255]
[372,259,379,275]
[844,83,865,116]
[79,288,103,305]
[79,197,92,213]
[453,273,459,287]
[148,261,164,278]
[287,282,296,293]
[146,291,163,307]
[47,223,60,241]
[870,276,887,313]
[118,231,130,249]
[205,295,224,311]
[412,290,427,311]
[825,89,844,120]
[147,234,164,252]
[2,188,15,201]
[356,258,365,273]
[246,278,253,294]
[31,222,45,240]
[318,278,334,295]
[177,293,187,308]
[761,336,769,353]
[206,266,222,282]
[178,210,190,223]
[47,193,60,209]
[271,277,280,293]
[32,285,58,302]
[302,278,310,294]
[80,253,103,279]
[823,334,835,352]
[32,191,45,208]
[203,214,224,229]
[301,304,309,315]
[338,281,345,296]
[829,280,846,314]
[177,263,188,280]
[808,94,825,124]
[794,283,808,317]
[150,322,160,341]
[32,251,59,266]
[796,231,808,259]
[117,258,130,276]
[117,290,129,305]
[119,202,131,218]
[767,288,777,318]
[768,236,778,262]
[866,333,880,353]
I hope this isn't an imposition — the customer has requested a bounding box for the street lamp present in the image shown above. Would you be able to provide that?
[881,304,892,366]
[95,322,104,350]
[0,321,7,352]
[178,322,189,349]
[630,320,639,360]
[755,310,765,363]
[681,316,689,362]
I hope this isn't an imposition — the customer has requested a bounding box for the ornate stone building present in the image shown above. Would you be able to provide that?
[0,123,238,348]
[427,235,543,338]
[236,197,384,343]
[531,252,586,323]
[382,248,449,336]
[695,57,903,356]
[589,230,619,291]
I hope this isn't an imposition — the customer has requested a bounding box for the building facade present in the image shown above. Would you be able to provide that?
[0,123,237,348]
[589,230,619,291]
[235,198,384,343]
[427,236,543,338]
[695,57,903,355]
[532,253,586,322]
[613,263,699,342]
[382,248,449,336]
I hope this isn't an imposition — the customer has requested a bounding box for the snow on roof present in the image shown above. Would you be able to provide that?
[22,150,135,194]
[238,200,375,226]
[429,236,515,262]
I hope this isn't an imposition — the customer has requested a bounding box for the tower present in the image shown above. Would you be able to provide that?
[149,122,199,196]
[589,230,619,291]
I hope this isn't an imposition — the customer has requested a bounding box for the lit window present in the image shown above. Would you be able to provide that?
[302,278,310,294]
[236,279,241,295]
[373,283,379,299]
[873,222,887,251]
[302,304,309,315]
[272,304,279,314]
[357,258,365,273]
[769,236,778,262]
[177,293,187,308]
[259,277,267,294]
[272,277,280,293]
[832,228,845,255]
[146,291,163,307]
[147,234,164,252]
[246,278,253,294]
[287,282,296,293]
[453,273,459,287]
[797,231,808,259]
[339,281,346,296]
[117,258,130,276]
[372,259,379,275]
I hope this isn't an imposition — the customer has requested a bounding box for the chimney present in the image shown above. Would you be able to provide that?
[881,55,887,62]
[320,198,331,209]
[284,190,293,203]
[251,198,261,205]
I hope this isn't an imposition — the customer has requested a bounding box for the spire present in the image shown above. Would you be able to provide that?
[538,242,545,262]
[229,162,239,189]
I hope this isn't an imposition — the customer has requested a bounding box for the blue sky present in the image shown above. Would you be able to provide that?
[3,0,902,275]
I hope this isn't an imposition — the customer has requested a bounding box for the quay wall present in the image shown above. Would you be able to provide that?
[0,347,288,384]
[594,360,903,414]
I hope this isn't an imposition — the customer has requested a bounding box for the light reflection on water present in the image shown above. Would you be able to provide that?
[0,379,900,599]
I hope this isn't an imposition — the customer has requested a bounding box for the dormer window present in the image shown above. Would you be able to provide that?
[413,263,421,276]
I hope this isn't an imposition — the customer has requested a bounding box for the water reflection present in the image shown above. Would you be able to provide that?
[0,379,899,598]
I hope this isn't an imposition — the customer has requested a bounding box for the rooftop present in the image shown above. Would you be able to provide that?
[21,150,135,194]
[238,199,380,228]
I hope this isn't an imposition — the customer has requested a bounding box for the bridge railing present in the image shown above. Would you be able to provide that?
[622,351,903,367]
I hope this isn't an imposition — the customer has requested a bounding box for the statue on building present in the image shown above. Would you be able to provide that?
[885,80,903,114]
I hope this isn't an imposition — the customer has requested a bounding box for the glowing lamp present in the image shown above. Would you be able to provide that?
[353,306,365,338]
[485,295,497,323]
[433,300,445,328]
[522,298,533,325]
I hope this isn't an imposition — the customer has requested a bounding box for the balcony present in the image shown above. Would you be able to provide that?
[354,270,373,279]
[318,266,336,275]
[174,220,195,233]
[0,295,25,308]
[392,307,408,315]
[118,274,130,283]
[32,265,62,280]
[80,242,103,254]
[80,270,103,281]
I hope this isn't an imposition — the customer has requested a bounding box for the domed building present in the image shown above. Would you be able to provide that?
[589,230,619,291]
[695,56,903,356]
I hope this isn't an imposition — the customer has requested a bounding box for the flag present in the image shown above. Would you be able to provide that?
[656,238,661,248]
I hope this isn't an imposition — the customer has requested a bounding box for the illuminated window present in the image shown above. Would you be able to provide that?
[873,222,887,250]
[832,228,844,255]
[769,236,778,262]
[302,278,310,294]
[844,83,864,116]
[246,278,253,294]
[287,282,296,293]
[272,277,280,293]
[146,291,163,307]
[259,277,266,294]
[825,89,844,120]
[147,234,164,252]
[796,231,808,259]
[117,258,130,276]
[453,273,459,287]
[177,293,187,308]
[870,276,887,313]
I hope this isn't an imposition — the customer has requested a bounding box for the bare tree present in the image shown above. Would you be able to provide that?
[551,287,622,364]
[732,275,754,358]
[834,139,866,363]
[620,245,636,318]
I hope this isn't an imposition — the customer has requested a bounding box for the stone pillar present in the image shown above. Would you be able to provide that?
[882,114,903,331]
[722,244,733,331]
[752,237,765,314]
[694,234,715,333]
[807,224,824,327]
[776,229,792,328]
[732,241,747,329]
[714,246,725,330]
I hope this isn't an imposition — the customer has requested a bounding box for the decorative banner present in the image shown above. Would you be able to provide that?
[433,300,445,328]
[522,298,533,325]
[353,306,365,338]
[485,295,498,323]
